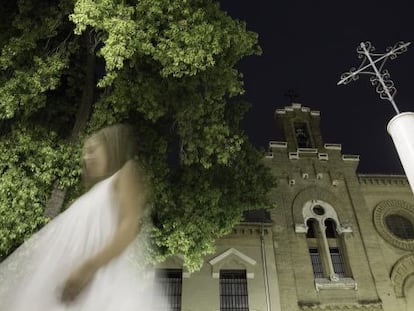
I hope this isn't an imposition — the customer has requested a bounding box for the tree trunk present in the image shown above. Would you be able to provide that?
[44,31,96,218]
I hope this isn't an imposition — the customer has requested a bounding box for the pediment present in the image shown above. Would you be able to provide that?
[208,248,256,279]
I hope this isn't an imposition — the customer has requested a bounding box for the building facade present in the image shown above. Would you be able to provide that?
[158,103,414,311]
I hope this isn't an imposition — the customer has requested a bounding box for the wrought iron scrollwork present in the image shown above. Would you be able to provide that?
[338,41,411,114]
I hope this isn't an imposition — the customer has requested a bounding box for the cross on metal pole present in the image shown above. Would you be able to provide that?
[337,41,411,115]
[338,41,414,195]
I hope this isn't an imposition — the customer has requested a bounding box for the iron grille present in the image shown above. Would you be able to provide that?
[309,248,324,278]
[220,270,249,311]
[330,248,346,277]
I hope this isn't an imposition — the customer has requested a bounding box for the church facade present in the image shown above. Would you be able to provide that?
[158,103,414,311]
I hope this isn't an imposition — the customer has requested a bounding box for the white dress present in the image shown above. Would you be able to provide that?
[0,173,170,311]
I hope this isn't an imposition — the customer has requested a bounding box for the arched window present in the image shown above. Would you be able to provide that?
[294,122,312,148]
[325,219,337,238]
[300,200,352,283]
[306,219,317,238]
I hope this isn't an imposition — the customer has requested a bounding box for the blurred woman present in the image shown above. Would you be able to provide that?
[0,124,169,310]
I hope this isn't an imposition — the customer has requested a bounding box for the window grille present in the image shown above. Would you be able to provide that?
[220,270,249,311]
[329,248,346,277]
[157,269,182,311]
[385,214,414,240]
[309,248,324,278]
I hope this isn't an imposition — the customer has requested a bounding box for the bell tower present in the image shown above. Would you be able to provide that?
[267,102,361,187]
[275,102,324,152]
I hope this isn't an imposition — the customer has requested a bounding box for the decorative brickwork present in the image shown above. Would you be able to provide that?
[373,200,414,250]
[390,254,414,297]
[298,301,383,310]
[358,175,409,186]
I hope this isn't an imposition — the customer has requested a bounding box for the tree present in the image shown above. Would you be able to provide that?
[0,0,275,270]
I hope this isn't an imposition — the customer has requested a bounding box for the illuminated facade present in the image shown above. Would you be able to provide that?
[159,103,414,311]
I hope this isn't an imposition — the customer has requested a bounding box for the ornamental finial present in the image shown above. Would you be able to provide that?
[338,41,411,114]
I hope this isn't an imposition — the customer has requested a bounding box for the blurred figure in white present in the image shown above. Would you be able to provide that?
[0,124,170,311]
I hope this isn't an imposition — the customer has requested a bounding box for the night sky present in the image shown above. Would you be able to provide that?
[219,0,413,174]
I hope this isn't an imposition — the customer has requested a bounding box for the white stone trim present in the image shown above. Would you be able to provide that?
[303,200,338,226]
[318,153,329,161]
[314,277,357,291]
[269,141,287,148]
[295,223,308,233]
[342,154,360,161]
[324,143,342,150]
[209,248,256,266]
[298,148,318,154]
[211,272,256,279]
[209,248,256,279]
[300,199,352,234]
[289,152,299,160]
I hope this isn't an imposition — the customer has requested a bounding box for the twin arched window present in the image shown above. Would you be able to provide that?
[300,201,351,281]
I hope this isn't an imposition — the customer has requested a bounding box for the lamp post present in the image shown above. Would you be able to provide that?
[338,41,414,193]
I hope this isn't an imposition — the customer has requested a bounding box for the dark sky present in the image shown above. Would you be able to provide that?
[219,0,413,174]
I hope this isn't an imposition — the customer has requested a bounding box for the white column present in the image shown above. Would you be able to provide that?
[387,112,414,194]
[318,222,338,281]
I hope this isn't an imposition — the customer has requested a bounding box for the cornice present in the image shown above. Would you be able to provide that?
[298,301,383,310]
[358,174,408,186]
